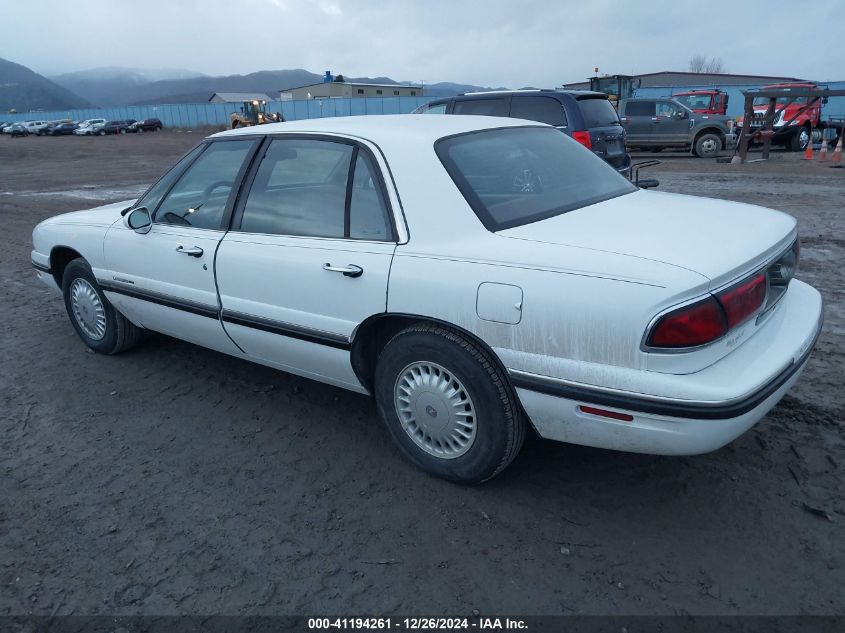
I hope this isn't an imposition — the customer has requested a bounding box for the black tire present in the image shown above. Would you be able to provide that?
[374,323,525,483]
[789,125,811,152]
[694,132,722,158]
[62,259,141,354]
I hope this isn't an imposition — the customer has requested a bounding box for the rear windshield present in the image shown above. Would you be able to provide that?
[435,126,636,231]
[576,97,621,127]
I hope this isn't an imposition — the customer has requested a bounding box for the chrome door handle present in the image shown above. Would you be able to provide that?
[176,245,204,257]
[323,263,363,278]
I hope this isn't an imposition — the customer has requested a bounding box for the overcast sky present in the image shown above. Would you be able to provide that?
[6,0,845,86]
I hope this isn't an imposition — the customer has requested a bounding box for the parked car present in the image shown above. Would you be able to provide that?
[414,90,632,176]
[128,118,163,132]
[6,123,29,137]
[23,120,50,135]
[74,119,107,135]
[98,120,133,135]
[30,116,822,483]
[619,98,737,158]
[47,122,79,136]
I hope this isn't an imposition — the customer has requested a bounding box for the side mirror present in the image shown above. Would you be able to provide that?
[675,110,688,119]
[126,206,152,234]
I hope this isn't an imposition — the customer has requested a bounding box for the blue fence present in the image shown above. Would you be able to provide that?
[2,96,436,127]
[5,83,844,127]
[634,81,845,119]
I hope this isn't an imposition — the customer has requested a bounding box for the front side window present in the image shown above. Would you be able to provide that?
[134,144,205,214]
[239,139,393,241]
[453,98,508,117]
[154,140,255,229]
[436,127,636,232]
[510,96,567,127]
[656,101,682,117]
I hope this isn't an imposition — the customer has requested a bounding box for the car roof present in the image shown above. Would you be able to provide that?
[210,114,539,145]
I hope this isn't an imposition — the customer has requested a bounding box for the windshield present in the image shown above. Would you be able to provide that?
[435,126,636,231]
[674,94,713,110]
[753,96,808,107]
[576,97,621,127]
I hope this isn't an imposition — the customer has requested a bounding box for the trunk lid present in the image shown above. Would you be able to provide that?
[498,189,797,287]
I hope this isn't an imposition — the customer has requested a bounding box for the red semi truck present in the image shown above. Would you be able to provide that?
[671,89,729,115]
[737,82,823,151]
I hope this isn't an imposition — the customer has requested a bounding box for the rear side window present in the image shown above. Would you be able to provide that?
[577,97,621,127]
[240,139,353,237]
[436,127,636,232]
[453,98,508,117]
[510,96,567,127]
[624,101,655,117]
[238,139,393,241]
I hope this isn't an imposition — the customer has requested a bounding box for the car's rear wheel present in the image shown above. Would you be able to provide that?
[374,323,525,483]
[62,259,141,355]
[694,133,722,158]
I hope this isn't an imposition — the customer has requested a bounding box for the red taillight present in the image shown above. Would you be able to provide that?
[571,130,592,149]
[716,273,767,328]
[647,296,728,348]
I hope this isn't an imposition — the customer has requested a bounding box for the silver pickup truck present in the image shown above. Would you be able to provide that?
[619,97,737,158]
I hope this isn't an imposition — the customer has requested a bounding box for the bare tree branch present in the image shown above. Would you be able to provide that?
[688,55,726,74]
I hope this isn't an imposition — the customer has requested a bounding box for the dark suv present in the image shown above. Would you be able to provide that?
[414,90,631,176]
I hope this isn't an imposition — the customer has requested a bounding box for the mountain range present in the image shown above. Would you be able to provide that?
[0,57,91,113]
[0,57,499,113]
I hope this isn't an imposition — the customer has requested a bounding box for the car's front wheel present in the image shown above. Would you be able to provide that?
[374,323,525,483]
[694,133,722,158]
[789,125,811,152]
[62,259,141,354]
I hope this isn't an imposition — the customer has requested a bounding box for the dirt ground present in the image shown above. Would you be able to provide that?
[1,133,843,618]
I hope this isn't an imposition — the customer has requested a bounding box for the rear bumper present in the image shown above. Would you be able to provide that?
[512,280,823,455]
[515,361,808,455]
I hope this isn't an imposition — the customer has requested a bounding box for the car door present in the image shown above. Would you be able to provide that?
[654,100,691,145]
[215,136,398,391]
[103,138,260,355]
[620,100,655,144]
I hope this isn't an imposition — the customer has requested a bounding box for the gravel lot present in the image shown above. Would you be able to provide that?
[1,133,843,618]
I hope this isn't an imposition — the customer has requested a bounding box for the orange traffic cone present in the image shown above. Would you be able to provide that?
[819,135,828,161]
[803,130,815,160]
[832,132,843,164]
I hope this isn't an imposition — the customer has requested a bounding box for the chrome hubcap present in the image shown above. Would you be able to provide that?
[394,361,477,459]
[701,138,718,153]
[70,278,107,340]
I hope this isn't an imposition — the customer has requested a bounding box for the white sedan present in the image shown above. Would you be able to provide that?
[31,115,822,483]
